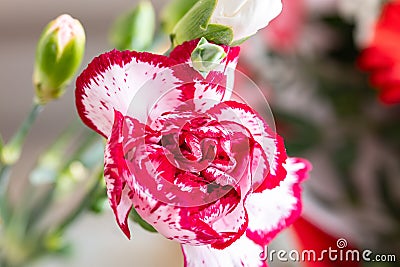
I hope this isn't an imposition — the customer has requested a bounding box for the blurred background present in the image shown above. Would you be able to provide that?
[1,0,399,266]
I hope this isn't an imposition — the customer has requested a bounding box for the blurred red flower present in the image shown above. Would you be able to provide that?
[263,0,306,53]
[358,0,400,104]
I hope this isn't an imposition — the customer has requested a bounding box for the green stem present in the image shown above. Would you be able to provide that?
[1,103,43,167]
[0,165,11,222]
[9,103,43,155]
[0,164,11,222]
[0,102,42,185]
[56,169,103,233]
[0,102,43,226]
[25,130,100,232]
[0,165,11,191]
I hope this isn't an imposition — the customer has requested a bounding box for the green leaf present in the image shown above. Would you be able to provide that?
[110,1,156,51]
[161,0,198,33]
[172,0,233,46]
[130,208,157,233]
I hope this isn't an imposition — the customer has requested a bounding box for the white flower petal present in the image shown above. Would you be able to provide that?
[210,0,283,41]
[182,234,267,267]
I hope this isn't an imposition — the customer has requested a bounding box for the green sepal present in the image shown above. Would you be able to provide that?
[230,36,251,46]
[35,32,85,101]
[172,0,234,46]
[198,24,234,45]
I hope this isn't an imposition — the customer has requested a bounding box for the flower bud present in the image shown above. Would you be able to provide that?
[33,14,85,104]
[191,37,227,77]
[110,1,156,51]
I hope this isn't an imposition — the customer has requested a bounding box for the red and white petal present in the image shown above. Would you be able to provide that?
[76,50,176,137]
[245,157,311,247]
[207,101,287,189]
[254,135,287,192]
[76,41,240,137]
[182,234,267,267]
[104,110,135,238]
[106,110,248,246]
[105,110,193,241]
[207,101,275,148]
[208,199,249,249]
[192,48,240,110]
[250,142,270,190]
[129,144,248,247]
[170,39,241,108]
[110,114,241,245]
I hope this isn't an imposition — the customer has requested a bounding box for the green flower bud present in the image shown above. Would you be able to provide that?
[191,37,227,77]
[1,144,20,165]
[110,1,156,51]
[33,14,85,104]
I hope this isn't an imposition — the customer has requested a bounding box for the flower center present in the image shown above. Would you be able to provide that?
[160,114,224,173]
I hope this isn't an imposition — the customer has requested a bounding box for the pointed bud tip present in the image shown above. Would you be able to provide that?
[48,14,85,51]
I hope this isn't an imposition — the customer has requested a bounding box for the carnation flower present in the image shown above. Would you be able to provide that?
[75,39,310,266]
